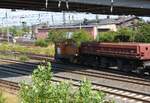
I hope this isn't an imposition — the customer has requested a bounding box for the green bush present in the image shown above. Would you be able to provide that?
[0,91,6,103]
[96,31,116,42]
[134,34,146,42]
[47,29,93,46]
[134,24,150,43]
[72,29,93,46]
[114,34,130,42]
[96,28,137,42]
[47,30,68,43]
[35,39,48,47]
[115,28,136,42]
[19,62,113,103]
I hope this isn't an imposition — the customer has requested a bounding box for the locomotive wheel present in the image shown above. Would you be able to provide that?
[117,60,123,70]
[100,57,109,68]
[122,66,132,73]
[117,59,132,73]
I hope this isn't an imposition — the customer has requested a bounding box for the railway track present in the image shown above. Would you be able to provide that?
[1,58,150,87]
[53,64,150,86]
[0,50,53,60]
[0,79,19,95]
[0,59,150,102]
[0,58,150,87]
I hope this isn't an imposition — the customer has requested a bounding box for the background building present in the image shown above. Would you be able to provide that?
[35,16,140,39]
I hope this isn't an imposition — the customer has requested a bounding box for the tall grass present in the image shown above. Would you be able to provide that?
[0,43,55,56]
[0,91,6,103]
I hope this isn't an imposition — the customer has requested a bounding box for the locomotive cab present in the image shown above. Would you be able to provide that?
[55,39,79,63]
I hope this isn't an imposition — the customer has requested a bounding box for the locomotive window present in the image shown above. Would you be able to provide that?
[146,47,148,51]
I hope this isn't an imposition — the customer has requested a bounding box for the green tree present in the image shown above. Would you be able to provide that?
[0,27,7,35]
[47,29,67,43]
[72,29,93,46]
[114,27,136,42]
[96,31,117,42]
[35,39,48,47]
[22,22,30,33]
[0,27,24,37]
[135,24,150,43]
[9,26,17,36]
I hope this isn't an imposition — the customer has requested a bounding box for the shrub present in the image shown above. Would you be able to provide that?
[72,29,93,46]
[114,34,130,42]
[35,39,48,47]
[0,91,6,103]
[96,31,116,42]
[47,29,93,46]
[134,34,146,42]
[114,28,136,42]
[19,62,113,103]
[96,28,137,42]
[134,24,150,43]
[47,30,68,43]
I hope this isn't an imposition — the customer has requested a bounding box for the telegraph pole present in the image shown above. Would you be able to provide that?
[6,12,10,43]
[1,17,4,38]
[51,14,54,25]
[63,11,66,26]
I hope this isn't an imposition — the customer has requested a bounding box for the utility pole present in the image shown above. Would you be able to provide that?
[72,15,74,24]
[20,16,25,37]
[63,11,66,26]
[69,14,71,24]
[51,14,54,25]
[6,12,10,43]
[38,13,41,24]
[96,14,99,23]
[1,17,4,38]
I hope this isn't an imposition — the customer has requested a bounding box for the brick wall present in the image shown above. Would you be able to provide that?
[36,26,95,39]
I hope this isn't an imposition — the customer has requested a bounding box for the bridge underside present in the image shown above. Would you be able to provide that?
[0,0,150,16]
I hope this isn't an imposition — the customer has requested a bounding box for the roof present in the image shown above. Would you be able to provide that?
[38,25,95,30]
[81,16,139,25]
[38,16,140,30]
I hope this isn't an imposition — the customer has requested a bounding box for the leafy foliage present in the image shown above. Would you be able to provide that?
[96,31,116,42]
[47,29,68,43]
[115,28,136,42]
[72,29,93,46]
[47,29,93,45]
[134,24,150,43]
[96,23,150,43]
[96,28,137,42]
[0,26,30,37]
[19,62,113,103]
[35,39,48,47]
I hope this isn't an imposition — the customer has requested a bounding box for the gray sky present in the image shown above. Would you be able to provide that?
[0,9,149,27]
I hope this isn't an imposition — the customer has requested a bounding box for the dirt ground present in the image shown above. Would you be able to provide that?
[2,91,18,103]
